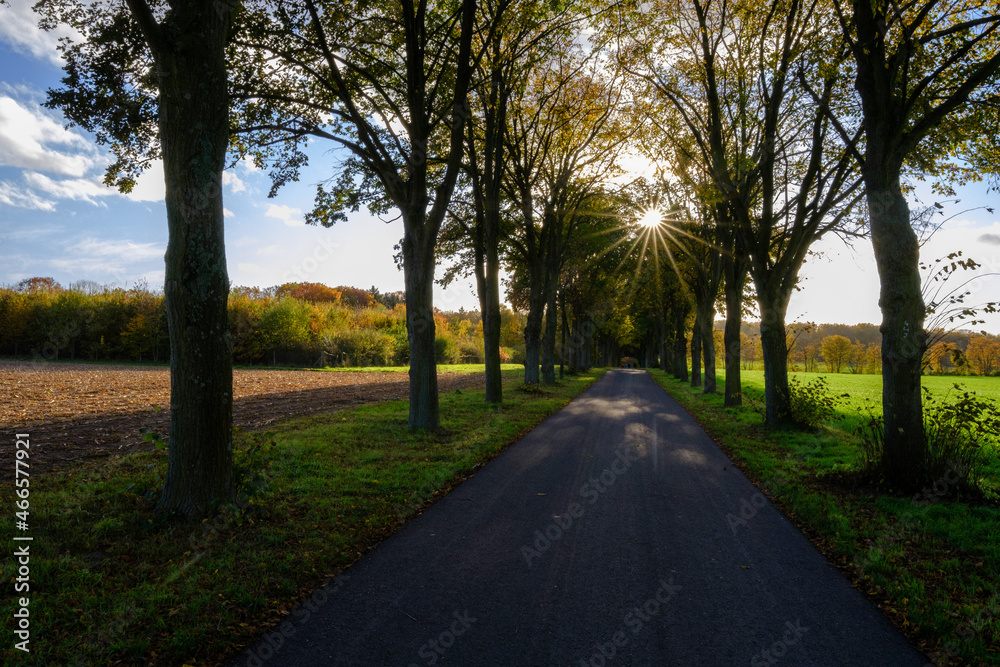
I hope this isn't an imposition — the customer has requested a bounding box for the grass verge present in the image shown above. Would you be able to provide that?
[314,363,525,373]
[649,369,1000,666]
[1,367,604,666]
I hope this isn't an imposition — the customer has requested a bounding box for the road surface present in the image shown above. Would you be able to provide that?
[228,369,927,667]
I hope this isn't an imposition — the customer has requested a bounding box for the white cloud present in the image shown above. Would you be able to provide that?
[265,203,304,227]
[0,3,80,67]
[0,180,55,211]
[49,256,128,277]
[0,223,64,240]
[125,160,165,202]
[0,96,97,177]
[256,245,281,256]
[980,233,1000,246]
[223,171,246,193]
[224,208,235,218]
[76,238,165,261]
[24,171,109,205]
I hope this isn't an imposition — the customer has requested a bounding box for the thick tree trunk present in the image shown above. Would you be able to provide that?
[402,219,440,429]
[690,315,702,388]
[673,308,688,381]
[758,290,792,426]
[541,282,558,383]
[868,183,927,485]
[155,3,234,517]
[523,283,544,385]
[474,223,503,404]
[560,295,567,379]
[723,257,747,406]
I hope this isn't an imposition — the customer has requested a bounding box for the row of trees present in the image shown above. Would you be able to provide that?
[0,280,530,367]
[598,0,1000,492]
[29,0,999,513]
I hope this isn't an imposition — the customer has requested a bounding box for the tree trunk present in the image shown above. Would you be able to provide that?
[523,283,544,385]
[698,300,717,393]
[474,218,503,404]
[402,223,440,429]
[690,315,702,387]
[673,307,688,381]
[560,294,567,379]
[867,182,928,486]
[723,257,747,406]
[758,291,792,426]
[155,2,234,517]
[541,282,558,383]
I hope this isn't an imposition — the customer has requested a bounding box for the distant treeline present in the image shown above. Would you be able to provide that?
[728,320,1000,376]
[0,278,527,367]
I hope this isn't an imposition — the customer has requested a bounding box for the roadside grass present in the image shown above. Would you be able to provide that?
[738,370,1000,484]
[1,367,604,666]
[314,363,525,373]
[650,369,1000,665]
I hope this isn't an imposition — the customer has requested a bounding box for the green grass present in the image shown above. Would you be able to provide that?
[650,369,1000,665]
[1,367,604,666]
[314,363,525,373]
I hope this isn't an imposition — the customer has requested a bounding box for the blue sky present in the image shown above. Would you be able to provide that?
[1,3,999,332]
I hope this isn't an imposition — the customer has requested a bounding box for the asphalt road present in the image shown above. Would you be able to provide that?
[227,369,928,667]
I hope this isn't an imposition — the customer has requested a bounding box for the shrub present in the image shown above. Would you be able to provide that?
[457,339,485,364]
[857,384,1000,498]
[787,376,844,429]
[324,329,397,366]
[435,336,462,364]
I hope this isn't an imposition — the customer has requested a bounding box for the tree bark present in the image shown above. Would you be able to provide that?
[153,1,235,516]
[698,299,717,393]
[402,219,440,429]
[868,182,928,485]
[473,207,503,404]
[757,288,792,426]
[723,255,747,406]
[690,314,702,387]
[673,307,688,381]
[541,280,558,383]
[850,0,930,487]
[523,273,544,385]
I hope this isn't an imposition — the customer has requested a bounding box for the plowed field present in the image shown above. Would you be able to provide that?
[0,360,483,478]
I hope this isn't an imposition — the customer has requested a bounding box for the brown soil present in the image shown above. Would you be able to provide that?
[0,360,484,479]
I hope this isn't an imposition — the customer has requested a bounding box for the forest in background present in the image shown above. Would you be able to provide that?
[0,277,525,368]
[3,276,997,376]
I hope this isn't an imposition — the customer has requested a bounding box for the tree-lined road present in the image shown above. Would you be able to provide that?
[228,369,926,666]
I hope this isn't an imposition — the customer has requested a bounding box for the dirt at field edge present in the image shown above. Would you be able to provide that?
[0,360,485,479]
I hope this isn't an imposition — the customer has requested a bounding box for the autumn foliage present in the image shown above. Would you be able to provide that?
[0,279,526,368]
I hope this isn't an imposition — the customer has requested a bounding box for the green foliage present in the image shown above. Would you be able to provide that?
[787,376,844,429]
[435,335,463,364]
[325,329,398,367]
[857,385,1000,498]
